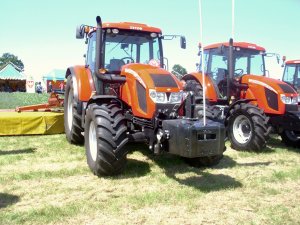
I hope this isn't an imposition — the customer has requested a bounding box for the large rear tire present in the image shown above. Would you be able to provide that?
[185,79,203,103]
[64,75,84,144]
[85,102,129,176]
[227,103,270,151]
[280,130,300,148]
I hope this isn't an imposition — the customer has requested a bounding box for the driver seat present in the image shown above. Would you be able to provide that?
[216,68,228,98]
[216,68,227,85]
[108,59,125,71]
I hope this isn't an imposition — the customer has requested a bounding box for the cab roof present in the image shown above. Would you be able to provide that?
[204,42,266,52]
[286,60,300,65]
[102,22,162,33]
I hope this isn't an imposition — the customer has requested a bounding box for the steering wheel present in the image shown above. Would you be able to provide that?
[120,57,134,64]
[234,68,244,76]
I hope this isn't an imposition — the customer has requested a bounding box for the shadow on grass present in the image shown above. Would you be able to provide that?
[123,143,243,192]
[110,143,151,179]
[152,155,243,192]
[0,193,20,209]
[122,158,151,178]
[229,144,276,154]
[215,155,272,169]
[0,148,36,156]
[267,136,300,153]
[166,171,242,192]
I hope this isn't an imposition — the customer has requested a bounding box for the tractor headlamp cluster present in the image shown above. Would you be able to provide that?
[149,89,183,104]
[280,94,298,105]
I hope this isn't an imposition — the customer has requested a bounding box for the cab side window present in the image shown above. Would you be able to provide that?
[283,65,296,84]
[87,32,96,73]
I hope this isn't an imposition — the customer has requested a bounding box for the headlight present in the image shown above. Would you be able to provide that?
[292,96,298,104]
[298,95,300,103]
[149,89,166,103]
[170,92,183,103]
[149,89,183,104]
[280,94,298,105]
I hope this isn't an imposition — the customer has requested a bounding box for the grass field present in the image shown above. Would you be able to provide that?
[0,92,300,224]
[0,134,299,225]
[0,92,49,109]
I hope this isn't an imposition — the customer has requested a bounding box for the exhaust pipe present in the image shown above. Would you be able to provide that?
[228,38,234,102]
[95,16,104,94]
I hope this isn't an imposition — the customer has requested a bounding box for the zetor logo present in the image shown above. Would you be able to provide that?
[130,26,142,31]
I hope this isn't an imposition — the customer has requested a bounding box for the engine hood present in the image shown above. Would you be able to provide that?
[121,64,182,92]
[241,75,297,96]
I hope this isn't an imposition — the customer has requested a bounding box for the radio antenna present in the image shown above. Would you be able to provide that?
[198,0,206,126]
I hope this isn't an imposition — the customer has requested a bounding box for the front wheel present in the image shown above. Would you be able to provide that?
[85,102,129,176]
[227,103,270,151]
[280,130,300,148]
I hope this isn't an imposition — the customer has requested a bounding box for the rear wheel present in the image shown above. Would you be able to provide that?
[280,130,300,148]
[185,79,203,103]
[184,79,221,121]
[85,102,128,176]
[64,75,84,144]
[184,154,223,167]
[227,103,270,151]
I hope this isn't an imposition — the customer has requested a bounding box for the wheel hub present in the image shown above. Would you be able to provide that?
[284,130,300,142]
[232,115,252,144]
[89,121,98,162]
[67,90,74,130]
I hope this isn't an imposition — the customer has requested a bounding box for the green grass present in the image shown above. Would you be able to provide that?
[0,134,299,225]
[0,92,49,109]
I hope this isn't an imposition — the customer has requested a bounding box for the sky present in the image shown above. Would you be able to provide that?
[0,0,299,80]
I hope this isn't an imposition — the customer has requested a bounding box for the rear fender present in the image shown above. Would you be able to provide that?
[66,66,95,102]
[182,72,218,102]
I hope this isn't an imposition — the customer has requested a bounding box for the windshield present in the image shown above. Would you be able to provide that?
[103,30,162,73]
[283,64,300,88]
[199,47,265,77]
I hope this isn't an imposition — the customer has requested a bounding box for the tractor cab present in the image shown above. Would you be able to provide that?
[77,20,186,96]
[282,60,300,92]
[85,23,164,74]
[198,42,266,100]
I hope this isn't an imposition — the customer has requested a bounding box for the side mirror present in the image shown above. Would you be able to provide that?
[180,36,186,49]
[276,55,280,64]
[265,53,280,64]
[282,55,286,67]
[76,25,84,39]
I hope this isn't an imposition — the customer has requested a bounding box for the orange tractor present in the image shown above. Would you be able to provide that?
[282,59,300,96]
[182,39,300,150]
[64,16,225,176]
